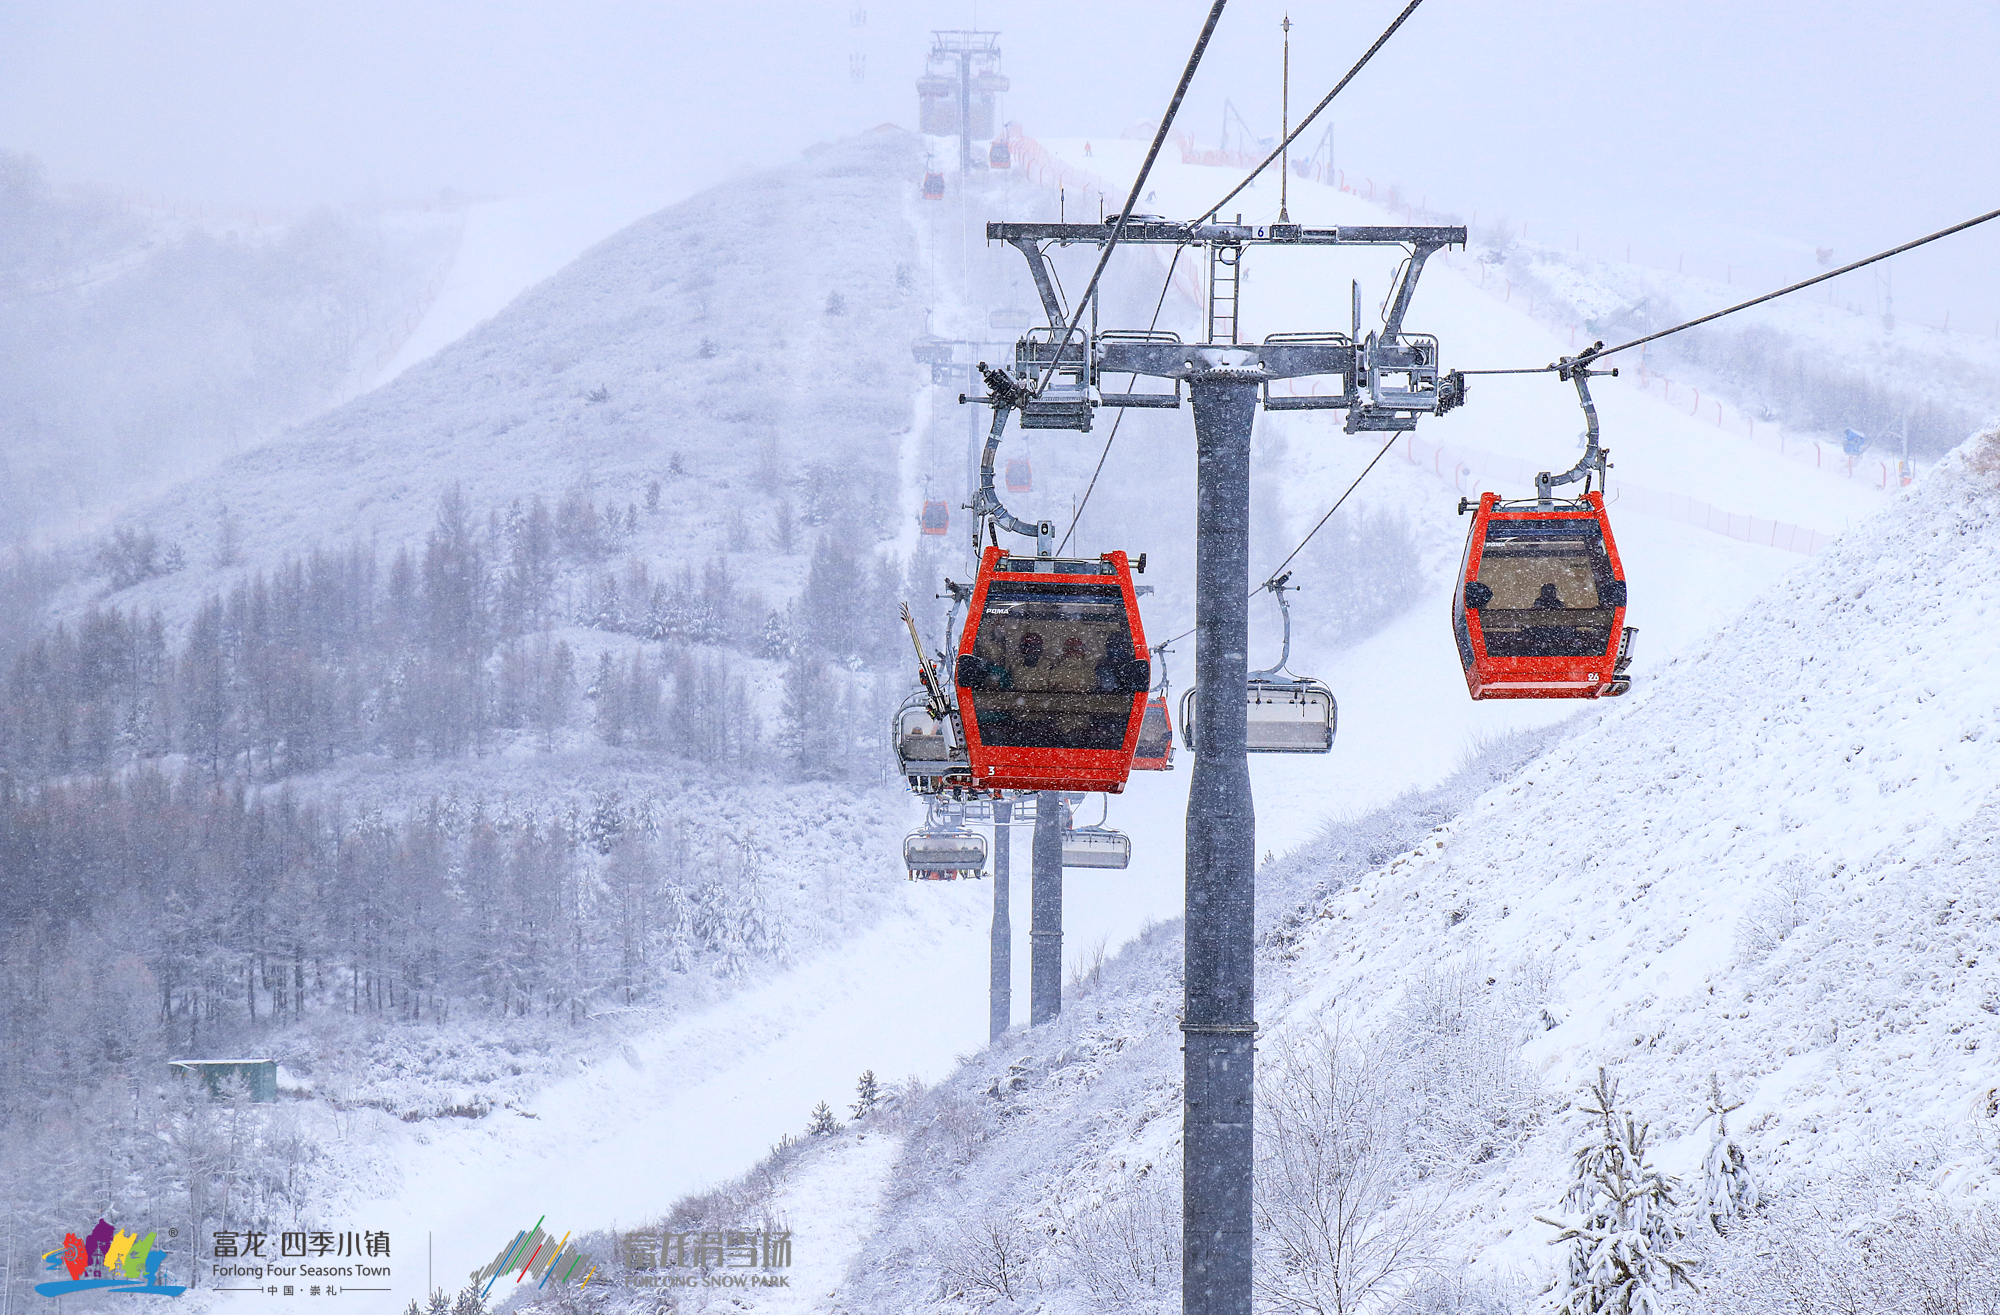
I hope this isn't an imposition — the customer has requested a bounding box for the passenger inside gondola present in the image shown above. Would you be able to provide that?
[1471,523,1617,658]
[1093,634,1140,691]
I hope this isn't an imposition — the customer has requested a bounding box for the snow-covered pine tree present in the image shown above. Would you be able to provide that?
[852,1069,881,1120]
[807,1101,840,1135]
[1697,1073,1758,1236]
[1535,1068,1697,1315]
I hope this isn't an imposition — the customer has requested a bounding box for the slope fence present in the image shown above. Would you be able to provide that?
[1383,426,1835,556]
[1293,159,1998,342]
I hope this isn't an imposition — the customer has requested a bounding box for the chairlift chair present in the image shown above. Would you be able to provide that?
[1179,575,1336,754]
[1452,349,1636,700]
[952,546,1152,793]
[1058,794,1131,869]
[1062,825,1132,869]
[922,169,946,201]
[902,824,987,880]
[920,499,951,535]
[892,688,969,792]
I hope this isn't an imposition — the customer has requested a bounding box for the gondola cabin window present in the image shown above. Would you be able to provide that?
[957,581,1147,750]
[1468,520,1619,659]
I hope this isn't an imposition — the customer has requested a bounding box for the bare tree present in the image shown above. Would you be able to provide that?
[1257,1019,1440,1314]
[1056,1176,1179,1311]
[934,1216,1039,1308]
[1691,1189,2000,1315]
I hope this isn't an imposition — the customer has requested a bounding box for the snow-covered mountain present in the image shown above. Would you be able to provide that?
[61,128,925,619]
[8,119,1994,1315]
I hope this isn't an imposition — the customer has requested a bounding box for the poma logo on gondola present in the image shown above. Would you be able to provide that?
[37,1218,187,1297]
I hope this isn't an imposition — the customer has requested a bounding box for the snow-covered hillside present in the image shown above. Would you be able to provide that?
[497,143,2000,1314]
[69,129,925,614]
[0,153,460,538]
[727,424,2000,1315]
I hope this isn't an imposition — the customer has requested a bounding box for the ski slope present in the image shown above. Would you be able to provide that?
[303,889,991,1312]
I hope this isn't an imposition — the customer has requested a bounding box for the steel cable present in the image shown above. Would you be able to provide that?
[1463,206,2000,375]
[1056,245,1188,554]
[1032,0,1230,397]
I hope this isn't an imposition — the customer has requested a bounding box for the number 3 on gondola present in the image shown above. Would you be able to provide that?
[1453,490,1637,700]
[953,547,1152,792]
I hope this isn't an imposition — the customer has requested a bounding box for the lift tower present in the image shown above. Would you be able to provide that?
[982,216,1466,1315]
[918,31,1006,174]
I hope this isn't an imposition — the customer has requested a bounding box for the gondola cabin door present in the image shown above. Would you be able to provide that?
[953,548,1151,792]
[1454,490,1631,699]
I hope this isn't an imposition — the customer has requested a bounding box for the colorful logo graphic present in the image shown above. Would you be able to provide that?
[37,1218,186,1298]
[470,1217,596,1299]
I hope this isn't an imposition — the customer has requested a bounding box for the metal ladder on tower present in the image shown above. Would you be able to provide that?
[1207,242,1241,344]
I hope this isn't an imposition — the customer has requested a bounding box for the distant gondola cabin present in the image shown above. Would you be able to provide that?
[1131,695,1174,769]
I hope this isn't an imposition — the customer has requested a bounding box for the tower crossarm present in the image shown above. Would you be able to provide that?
[986,221,1464,248]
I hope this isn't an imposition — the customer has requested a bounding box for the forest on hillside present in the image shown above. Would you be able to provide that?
[0,479,934,1300]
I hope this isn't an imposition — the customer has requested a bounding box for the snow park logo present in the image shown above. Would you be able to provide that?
[37,1218,186,1297]
[469,1217,598,1298]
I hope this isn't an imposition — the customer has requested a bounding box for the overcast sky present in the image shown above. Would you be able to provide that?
[4,0,1995,330]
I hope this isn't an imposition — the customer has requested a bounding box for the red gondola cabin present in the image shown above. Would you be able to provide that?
[922,170,946,200]
[1453,490,1635,699]
[954,548,1151,792]
[1005,457,1032,493]
[920,500,950,535]
[1130,695,1174,769]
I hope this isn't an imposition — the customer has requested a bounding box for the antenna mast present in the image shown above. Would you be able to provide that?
[1278,16,1292,224]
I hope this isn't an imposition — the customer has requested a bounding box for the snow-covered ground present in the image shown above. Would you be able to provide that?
[377,189,697,384]
[338,887,989,1311]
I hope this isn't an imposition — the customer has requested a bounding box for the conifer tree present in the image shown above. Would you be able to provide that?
[807,1101,840,1136]
[1697,1073,1758,1236]
[851,1069,881,1120]
[1536,1069,1697,1315]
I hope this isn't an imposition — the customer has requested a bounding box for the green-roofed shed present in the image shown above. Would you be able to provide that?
[168,1058,278,1102]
